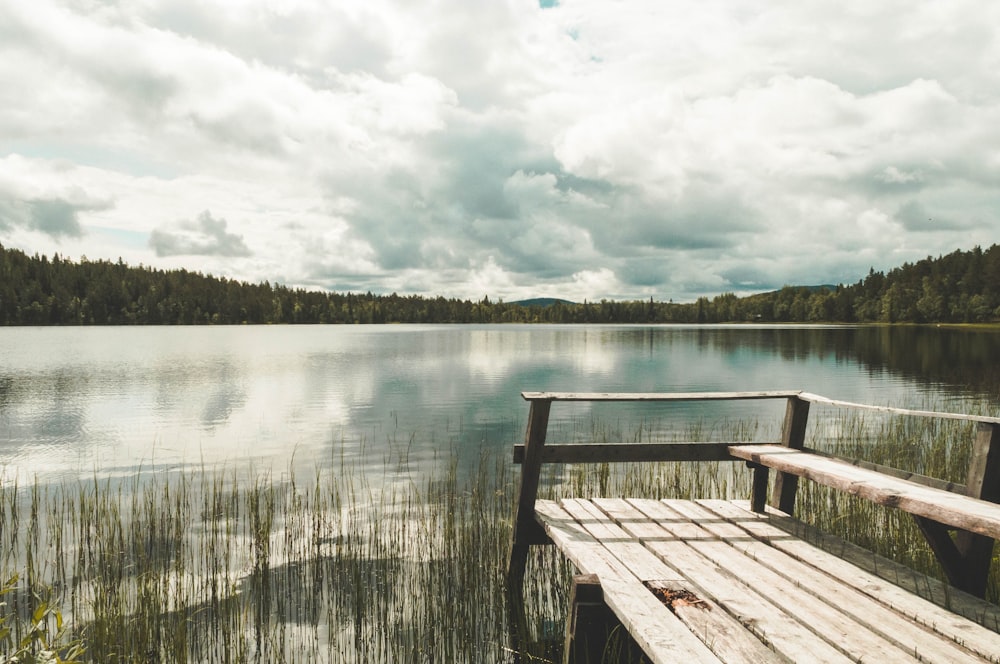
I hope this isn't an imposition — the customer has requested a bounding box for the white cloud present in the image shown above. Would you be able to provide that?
[150,211,251,257]
[569,268,619,301]
[879,167,923,185]
[3,0,1000,301]
[467,256,517,300]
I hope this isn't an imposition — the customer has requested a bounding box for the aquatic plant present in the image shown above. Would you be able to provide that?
[1,406,996,663]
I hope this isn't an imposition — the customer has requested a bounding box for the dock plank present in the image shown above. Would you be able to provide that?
[533,500,722,664]
[704,499,1000,662]
[663,499,986,663]
[533,497,1000,664]
[557,498,781,664]
[626,498,926,663]
[592,498,855,663]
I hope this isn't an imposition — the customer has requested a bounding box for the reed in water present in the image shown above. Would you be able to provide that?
[1,403,996,662]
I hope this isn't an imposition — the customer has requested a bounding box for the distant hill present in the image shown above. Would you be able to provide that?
[509,297,576,307]
[757,284,837,296]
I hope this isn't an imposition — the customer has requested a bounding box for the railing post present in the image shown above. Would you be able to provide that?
[507,398,553,592]
[950,422,999,596]
[957,422,1000,595]
[965,421,1000,502]
[770,396,810,514]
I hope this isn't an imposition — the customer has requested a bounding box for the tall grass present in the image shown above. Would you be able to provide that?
[1,406,998,663]
[1,448,541,663]
[797,408,1000,604]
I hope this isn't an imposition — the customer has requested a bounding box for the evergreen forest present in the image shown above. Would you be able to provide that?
[2,241,1000,325]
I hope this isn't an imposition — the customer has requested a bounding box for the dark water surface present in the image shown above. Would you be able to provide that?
[2,324,999,483]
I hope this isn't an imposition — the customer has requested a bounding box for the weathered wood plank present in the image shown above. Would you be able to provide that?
[592,497,854,663]
[798,392,1000,425]
[626,498,925,663]
[533,500,638,584]
[533,500,723,664]
[750,501,1000,632]
[664,499,985,663]
[729,444,1000,539]
[700,499,1000,663]
[512,441,770,464]
[560,498,678,582]
[522,390,802,401]
[806,448,965,493]
[557,498,782,664]
[646,579,784,664]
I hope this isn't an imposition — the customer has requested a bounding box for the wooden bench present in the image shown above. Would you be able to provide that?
[507,391,1000,664]
[729,444,1000,539]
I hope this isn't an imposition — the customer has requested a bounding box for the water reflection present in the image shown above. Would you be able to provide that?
[1,324,998,483]
[671,325,1000,399]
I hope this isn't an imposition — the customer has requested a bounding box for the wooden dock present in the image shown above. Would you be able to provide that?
[507,392,1000,663]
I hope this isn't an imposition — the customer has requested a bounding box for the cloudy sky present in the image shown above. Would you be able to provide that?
[2,0,999,302]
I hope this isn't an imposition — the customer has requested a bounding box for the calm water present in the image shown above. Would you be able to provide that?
[2,324,999,484]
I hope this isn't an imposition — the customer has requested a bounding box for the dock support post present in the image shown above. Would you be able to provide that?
[749,462,770,513]
[507,398,553,661]
[507,398,553,592]
[770,396,810,514]
[563,574,620,664]
[915,422,1000,597]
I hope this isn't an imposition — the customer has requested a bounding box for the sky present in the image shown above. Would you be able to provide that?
[2,0,1000,303]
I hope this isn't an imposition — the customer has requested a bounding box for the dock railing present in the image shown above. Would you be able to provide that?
[507,390,1000,598]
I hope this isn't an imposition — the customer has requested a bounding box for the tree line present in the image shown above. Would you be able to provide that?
[2,241,1000,325]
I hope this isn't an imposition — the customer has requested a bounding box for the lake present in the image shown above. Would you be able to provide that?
[3,323,1000,663]
[2,324,999,485]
